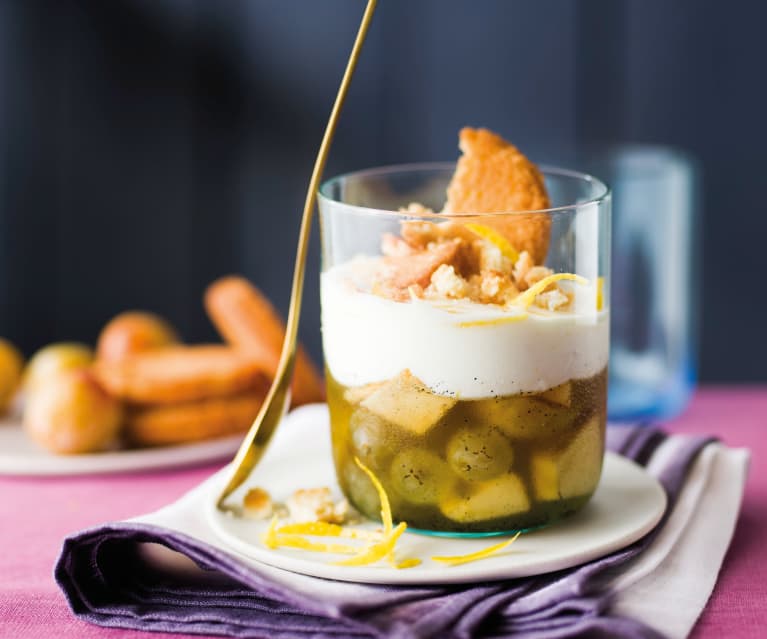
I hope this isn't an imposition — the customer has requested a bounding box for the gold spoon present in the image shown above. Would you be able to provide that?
[215,0,378,510]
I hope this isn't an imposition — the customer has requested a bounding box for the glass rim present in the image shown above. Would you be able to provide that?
[318,161,610,219]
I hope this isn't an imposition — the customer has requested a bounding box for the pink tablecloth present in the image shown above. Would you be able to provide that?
[1,387,765,639]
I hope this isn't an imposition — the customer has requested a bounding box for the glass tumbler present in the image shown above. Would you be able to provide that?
[318,164,611,535]
[582,147,698,421]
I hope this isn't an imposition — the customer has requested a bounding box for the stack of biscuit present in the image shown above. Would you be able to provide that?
[94,277,324,447]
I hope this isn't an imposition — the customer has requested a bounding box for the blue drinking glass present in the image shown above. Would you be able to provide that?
[586,146,699,421]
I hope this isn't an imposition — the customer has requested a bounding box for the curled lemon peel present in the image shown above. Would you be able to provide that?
[464,223,520,262]
[354,457,393,534]
[261,516,280,549]
[260,462,420,570]
[457,314,527,328]
[512,273,590,309]
[333,522,407,566]
[268,534,360,555]
[278,522,383,541]
[431,531,522,566]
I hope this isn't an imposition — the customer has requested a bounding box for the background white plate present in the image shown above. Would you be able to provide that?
[0,417,241,475]
[206,409,667,585]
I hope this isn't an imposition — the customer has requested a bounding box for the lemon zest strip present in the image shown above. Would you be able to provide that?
[390,557,422,570]
[268,534,360,555]
[511,274,590,309]
[457,314,528,328]
[431,531,522,566]
[596,276,605,311]
[334,522,407,566]
[354,457,393,534]
[278,521,383,541]
[464,223,520,262]
[261,516,280,549]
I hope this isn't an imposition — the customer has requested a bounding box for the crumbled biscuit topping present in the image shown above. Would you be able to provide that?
[287,487,350,524]
[372,219,567,308]
[399,202,435,215]
[533,288,571,311]
[243,487,274,520]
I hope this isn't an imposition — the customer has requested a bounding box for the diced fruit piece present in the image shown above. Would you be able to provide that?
[389,448,454,505]
[0,338,23,413]
[360,370,456,435]
[343,381,385,405]
[23,343,93,392]
[530,416,603,500]
[539,382,572,408]
[462,395,573,441]
[530,455,560,501]
[440,473,530,523]
[446,425,514,481]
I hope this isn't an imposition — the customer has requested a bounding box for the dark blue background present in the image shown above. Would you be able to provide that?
[0,0,765,381]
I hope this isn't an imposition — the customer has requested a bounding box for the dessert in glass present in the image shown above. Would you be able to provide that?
[319,128,610,535]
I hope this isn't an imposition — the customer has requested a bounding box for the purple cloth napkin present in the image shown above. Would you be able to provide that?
[54,426,712,639]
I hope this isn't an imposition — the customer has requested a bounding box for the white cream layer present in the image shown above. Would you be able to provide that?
[321,258,609,399]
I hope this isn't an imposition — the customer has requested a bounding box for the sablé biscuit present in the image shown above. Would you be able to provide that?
[94,344,267,405]
[124,391,266,446]
[204,276,325,406]
[444,127,551,264]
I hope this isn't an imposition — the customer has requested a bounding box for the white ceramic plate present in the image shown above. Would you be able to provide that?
[0,417,242,475]
[206,408,667,585]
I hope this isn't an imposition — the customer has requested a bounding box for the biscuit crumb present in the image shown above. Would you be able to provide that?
[524,265,554,288]
[469,270,519,305]
[243,487,274,520]
[381,233,415,258]
[474,238,512,275]
[399,202,434,215]
[534,288,570,311]
[512,251,534,290]
[287,487,348,524]
[427,264,469,299]
[373,239,461,300]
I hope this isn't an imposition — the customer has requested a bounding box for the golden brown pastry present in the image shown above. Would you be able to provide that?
[22,343,93,393]
[94,344,267,405]
[444,127,551,264]
[23,369,122,454]
[204,276,325,406]
[124,390,266,446]
[96,311,179,363]
[0,338,23,414]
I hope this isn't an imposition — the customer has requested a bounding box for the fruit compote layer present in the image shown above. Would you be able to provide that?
[328,368,607,533]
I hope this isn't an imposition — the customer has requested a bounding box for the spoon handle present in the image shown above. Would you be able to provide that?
[216,0,378,508]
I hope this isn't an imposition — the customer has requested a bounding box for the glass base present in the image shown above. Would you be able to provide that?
[397,497,591,538]
[406,523,547,539]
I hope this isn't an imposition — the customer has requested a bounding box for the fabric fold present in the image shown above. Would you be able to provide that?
[54,408,747,639]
